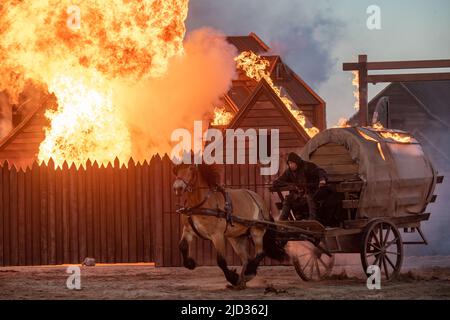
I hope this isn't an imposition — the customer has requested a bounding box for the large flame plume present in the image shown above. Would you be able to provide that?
[0,0,190,167]
[234,51,319,138]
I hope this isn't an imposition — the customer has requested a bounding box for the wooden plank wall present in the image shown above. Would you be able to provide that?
[0,155,289,267]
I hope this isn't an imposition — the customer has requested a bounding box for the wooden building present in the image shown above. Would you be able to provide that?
[0,33,326,169]
[349,81,450,173]
[222,33,326,159]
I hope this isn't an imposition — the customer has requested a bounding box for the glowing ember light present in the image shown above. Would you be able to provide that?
[370,122,413,143]
[357,129,378,143]
[211,106,233,126]
[379,131,412,143]
[357,128,385,161]
[377,143,386,161]
[234,51,319,138]
[336,117,351,128]
[372,122,385,130]
[0,0,189,167]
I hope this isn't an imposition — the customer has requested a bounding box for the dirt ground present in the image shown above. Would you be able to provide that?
[1,255,450,300]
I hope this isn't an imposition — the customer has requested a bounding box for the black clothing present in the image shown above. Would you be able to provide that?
[273,152,328,220]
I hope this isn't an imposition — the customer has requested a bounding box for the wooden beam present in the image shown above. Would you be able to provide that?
[367,72,450,84]
[358,55,368,126]
[344,59,450,71]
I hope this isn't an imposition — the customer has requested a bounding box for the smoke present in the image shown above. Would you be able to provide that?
[0,1,237,164]
[186,0,341,88]
[113,28,237,160]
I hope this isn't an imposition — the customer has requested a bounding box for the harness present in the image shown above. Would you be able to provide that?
[175,175,234,238]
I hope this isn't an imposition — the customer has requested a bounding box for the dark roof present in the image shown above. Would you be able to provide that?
[402,81,450,125]
[226,32,270,54]
[224,53,323,110]
[349,80,450,126]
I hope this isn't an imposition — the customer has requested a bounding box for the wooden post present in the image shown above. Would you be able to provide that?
[358,55,368,126]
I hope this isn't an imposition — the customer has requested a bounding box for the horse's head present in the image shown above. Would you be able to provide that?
[172,164,199,197]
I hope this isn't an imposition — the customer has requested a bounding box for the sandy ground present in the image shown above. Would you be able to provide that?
[1,255,450,300]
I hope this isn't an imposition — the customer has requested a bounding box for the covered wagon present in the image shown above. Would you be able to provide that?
[271,126,444,281]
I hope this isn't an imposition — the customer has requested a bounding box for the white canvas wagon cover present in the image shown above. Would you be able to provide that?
[300,127,438,219]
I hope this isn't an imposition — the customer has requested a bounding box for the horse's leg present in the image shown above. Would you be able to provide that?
[179,225,197,270]
[211,234,240,287]
[227,236,250,287]
[244,227,266,281]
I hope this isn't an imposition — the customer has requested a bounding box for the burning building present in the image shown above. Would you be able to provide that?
[0,32,326,168]
[348,81,450,173]
[212,33,326,161]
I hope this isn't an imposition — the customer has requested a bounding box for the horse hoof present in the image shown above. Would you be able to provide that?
[184,258,197,270]
[226,283,247,290]
[244,273,256,282]
[226,270,240,286]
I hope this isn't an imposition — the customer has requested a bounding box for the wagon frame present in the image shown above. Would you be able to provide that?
[267,173,443,282]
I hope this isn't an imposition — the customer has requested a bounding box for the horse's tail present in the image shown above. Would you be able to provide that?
[263,217,288,261]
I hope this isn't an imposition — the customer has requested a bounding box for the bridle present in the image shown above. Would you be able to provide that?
[175,166,197,193]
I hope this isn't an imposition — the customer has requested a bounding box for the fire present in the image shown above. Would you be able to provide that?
[234,51,319,138]
[352,71,359,111]
[38,74,132,167]
[211,106,233,126]
[372,122,384,130]
[336,118,351,128]
[357,129,378,143]
[371,122,413,143]
[379,131,412,143]
[357,128,385,161]
[0,0,189,167]
[377,143,386,161]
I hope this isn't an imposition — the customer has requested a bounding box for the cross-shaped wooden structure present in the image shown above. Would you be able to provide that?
[343,55,450,126]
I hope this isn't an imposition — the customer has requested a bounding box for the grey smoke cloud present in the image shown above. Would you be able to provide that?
[187,0,450,127]
[186,0,343,88]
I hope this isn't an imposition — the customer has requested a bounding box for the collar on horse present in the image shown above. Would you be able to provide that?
[176,184,234,239]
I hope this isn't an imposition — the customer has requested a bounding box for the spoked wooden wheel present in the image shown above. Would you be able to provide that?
[290,241,335,281]
[361,219,403,281]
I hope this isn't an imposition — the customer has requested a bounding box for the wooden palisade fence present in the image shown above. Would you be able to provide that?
[0,155,282,267]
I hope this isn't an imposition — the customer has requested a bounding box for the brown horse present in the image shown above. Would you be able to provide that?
[172,163,287,288]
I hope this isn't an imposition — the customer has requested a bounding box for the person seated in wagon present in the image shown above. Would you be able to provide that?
[272,152,328,221]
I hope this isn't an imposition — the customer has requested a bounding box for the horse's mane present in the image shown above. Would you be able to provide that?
[173,163,221,188]
[197,164,221,187]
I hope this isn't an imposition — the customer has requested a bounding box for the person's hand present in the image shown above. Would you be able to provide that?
[319,179,326,187]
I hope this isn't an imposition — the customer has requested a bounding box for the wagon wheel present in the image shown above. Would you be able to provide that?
[290,241,335,281]
[361,219,403,281]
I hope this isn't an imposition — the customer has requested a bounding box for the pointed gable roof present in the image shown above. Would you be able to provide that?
[228,78,311,142]
[226,32,270,54]
[0,102,48,167]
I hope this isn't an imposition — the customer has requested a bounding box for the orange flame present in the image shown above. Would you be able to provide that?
[377,143,386,161]
[0,0,189,167]
[336,117,351,128]
[357,128,386,161]
[371,122,413,143]
[378,131,412,143]
[234,51,319,138]
[211,106,233,126]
